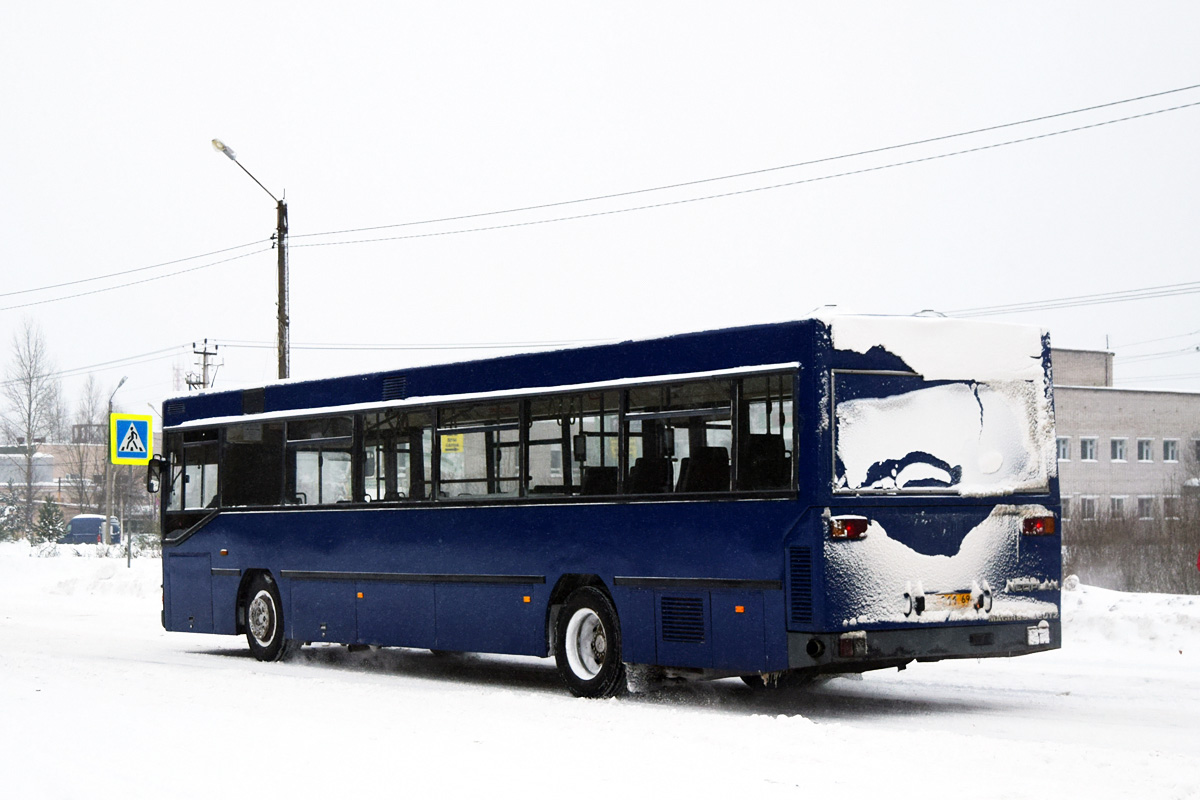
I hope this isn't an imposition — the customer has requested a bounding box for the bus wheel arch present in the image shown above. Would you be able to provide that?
[243,571,299,662]
[554,585,626,698]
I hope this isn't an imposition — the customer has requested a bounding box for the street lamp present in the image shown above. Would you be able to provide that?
[212,138,290,380]
[103,375,127,546]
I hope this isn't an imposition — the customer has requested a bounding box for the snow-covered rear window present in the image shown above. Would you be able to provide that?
[833,371,1051,496]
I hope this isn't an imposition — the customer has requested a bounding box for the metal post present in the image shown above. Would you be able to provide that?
[103,399,113,546]
[276,199,289,380]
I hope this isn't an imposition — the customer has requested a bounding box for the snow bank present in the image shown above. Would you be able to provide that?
[1062,581,1200,653]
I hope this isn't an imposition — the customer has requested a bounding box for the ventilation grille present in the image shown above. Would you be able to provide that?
[164,401,186,419]
[661,596,705,643]
[382,375,408,401]
[242,388,265,415]
[789,547,814,624]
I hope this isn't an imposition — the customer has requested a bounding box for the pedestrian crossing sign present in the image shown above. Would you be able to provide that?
[111,414,154,465]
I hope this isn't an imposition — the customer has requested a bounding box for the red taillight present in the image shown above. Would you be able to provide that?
[1023,516,1056,535]
[830,516,869,540]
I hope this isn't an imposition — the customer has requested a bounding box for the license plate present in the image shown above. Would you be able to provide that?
[932,592,972,610]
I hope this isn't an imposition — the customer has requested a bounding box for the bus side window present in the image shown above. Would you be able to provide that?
[286,417,353,505]
[362,410,433,501]
[738,373,794,491]
[437,402,520,499]
[179,429,219,510]
[224,422,285,506]
[626,380,732,494]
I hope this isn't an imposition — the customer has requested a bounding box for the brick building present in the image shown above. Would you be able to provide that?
[1053,348,1200,522]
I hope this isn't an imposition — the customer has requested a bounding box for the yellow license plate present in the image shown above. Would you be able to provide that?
[933,592,972,609]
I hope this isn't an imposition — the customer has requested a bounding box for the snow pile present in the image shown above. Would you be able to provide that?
[1062,581,1200,653]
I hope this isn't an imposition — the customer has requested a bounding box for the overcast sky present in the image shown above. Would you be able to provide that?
[3,2,1199,419]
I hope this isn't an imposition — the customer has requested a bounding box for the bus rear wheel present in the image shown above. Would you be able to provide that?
[245,574,298,662]
[555,587,626,698]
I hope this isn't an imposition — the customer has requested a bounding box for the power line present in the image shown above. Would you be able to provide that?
[0,240,267,300]
[1112,327,1200,350]
[293,82,1200,242]
[948,280,1200,318]
[292,99,1200,251]
[0,248,273,312]
[219,337,616,352]
[0,345,192,388]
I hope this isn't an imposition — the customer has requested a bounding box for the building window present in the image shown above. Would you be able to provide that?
[1056,437,1070,461]
[1079,437,1097,462]
[1110,496,1126,517]
[1137,439,1153,462]
[1138,496,1155,519]
[1110,438,1127,462]
[1061,497,1071,520]
[1164,496,1180,519]
[1163,439,1179,463]
[1079,496,1097,520]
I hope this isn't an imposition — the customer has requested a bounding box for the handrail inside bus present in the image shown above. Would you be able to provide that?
[162,510,220,547]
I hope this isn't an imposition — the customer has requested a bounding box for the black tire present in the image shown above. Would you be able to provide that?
[554,587,626,698]
[245,574,298,662]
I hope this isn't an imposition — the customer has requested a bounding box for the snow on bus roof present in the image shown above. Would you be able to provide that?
[820,314,1047,382]
[165,361,801,430]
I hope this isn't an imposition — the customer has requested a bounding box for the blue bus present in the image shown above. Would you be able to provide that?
[150,316,1061,697]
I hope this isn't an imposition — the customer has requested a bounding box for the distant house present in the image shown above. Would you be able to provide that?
[1053,349,1200,522]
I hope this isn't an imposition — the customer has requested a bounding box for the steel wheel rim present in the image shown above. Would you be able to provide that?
[248,589,276,646]
[565,608,606,680]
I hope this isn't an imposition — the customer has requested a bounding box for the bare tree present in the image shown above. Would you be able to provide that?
[1,320,63,533]
[61,374,106,515]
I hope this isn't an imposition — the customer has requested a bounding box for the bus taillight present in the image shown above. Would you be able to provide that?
[1022,516,1056,536]
[830,516,869,540]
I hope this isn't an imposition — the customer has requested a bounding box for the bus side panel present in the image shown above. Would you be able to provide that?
[710,590,766,673]
[610,587,655,665]
[434,584,545,656]
[211,572,241,635]
[290,578,357,644]
[356,582,436,647]
[163,553,214,633]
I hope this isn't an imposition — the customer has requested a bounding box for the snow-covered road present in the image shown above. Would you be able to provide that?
[2,543,1197,799]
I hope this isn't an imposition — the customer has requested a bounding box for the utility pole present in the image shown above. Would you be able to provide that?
[276,199,289,380]
[212,139,290,380]
[185,339,221,391]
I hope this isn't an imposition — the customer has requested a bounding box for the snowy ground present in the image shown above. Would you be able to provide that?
[2,542,1198,799]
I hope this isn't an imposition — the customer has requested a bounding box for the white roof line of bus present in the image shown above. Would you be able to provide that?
[165,361,802,431]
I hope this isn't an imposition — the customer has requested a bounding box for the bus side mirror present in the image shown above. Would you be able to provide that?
[146,455,164,494]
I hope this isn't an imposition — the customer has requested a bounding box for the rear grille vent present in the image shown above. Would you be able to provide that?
[164,401,186,420]
[242,388,265,415]
[789,547,814,624]
[660,597,706,643]
[382,375,408,401]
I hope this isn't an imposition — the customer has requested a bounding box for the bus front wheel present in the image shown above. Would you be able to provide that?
[555,587,626,698]
[245,574,298,662]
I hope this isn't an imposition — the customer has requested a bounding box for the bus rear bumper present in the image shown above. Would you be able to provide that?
[787,619,1061,673]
